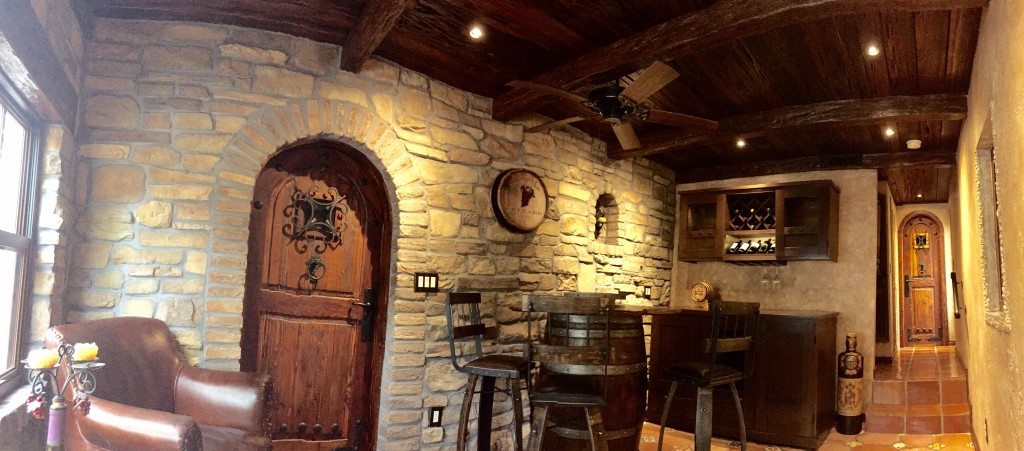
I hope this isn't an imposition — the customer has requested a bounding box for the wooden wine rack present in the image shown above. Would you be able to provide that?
[677,180,839,263]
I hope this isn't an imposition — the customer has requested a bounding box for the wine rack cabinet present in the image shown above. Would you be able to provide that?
[677,180,839,262]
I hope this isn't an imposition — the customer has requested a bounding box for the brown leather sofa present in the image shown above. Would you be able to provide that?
[45,317,272,451]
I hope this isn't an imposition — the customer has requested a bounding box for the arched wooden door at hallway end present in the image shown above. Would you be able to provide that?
[899,213,947,347]
[242,141,391,450]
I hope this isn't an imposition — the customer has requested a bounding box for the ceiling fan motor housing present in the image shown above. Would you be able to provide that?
[587,85,635,120]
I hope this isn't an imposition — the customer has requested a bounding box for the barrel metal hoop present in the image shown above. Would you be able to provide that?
[546,328,644,339]
[549,424,642,441]
[542,362,647,376]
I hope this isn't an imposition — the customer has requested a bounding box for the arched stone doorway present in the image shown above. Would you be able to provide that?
[241,139,392,450]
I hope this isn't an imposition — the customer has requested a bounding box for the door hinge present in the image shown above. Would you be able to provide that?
[335,419,363,451]
[907,328,922,342]
[927,326,943,342]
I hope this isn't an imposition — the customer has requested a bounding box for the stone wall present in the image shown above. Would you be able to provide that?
[952,0,1024,447]
[69,18,675,448]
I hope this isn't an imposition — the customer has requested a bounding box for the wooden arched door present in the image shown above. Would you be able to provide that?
[242,141,391,450]
[899,213,947,346]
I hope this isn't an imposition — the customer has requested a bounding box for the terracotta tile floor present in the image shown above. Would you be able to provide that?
[866,346,971,434]
[639,346,974,450]
[640,423,975,450]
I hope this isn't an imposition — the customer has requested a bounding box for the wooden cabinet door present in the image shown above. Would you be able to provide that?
[778,182,839,261]
[900,213,947,346]
[677,193,724,261]
[242,143,391,450]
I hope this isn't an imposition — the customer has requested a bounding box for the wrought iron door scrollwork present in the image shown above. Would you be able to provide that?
[282,176,349,290]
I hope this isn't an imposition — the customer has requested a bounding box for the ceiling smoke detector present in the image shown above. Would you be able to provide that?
[906,139,922,150]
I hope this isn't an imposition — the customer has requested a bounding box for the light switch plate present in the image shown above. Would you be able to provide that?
[643,286,652,299]
[414,273,439,292]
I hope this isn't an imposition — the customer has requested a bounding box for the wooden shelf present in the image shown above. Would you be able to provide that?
[724,229,777,236]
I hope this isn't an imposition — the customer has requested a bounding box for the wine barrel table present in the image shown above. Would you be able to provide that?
[536,299,648,450]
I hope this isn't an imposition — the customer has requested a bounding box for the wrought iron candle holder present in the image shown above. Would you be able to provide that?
[24,343,103,450]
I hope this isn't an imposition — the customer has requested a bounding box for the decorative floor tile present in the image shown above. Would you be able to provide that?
[846,440,864,447]
[927,443,947,450]
[892,442,908,449]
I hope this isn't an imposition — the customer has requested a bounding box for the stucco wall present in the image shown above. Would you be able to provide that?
[63,18,676,448]
[673,169,879,399]
[952,0,1024,447]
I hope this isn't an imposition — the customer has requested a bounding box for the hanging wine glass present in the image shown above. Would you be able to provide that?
[761,267,771,289]
[772,266,782,289]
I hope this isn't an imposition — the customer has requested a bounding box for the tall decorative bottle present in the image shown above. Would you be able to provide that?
[836,333,865,434]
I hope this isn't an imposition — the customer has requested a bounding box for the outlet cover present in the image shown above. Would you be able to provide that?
[428,407,443,427]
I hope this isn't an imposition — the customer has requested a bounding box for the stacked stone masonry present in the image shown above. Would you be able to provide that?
[68,19,677,448]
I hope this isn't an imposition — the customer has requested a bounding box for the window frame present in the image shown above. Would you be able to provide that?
[0,68,43,398]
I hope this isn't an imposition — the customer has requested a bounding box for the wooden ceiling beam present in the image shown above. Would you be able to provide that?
[609,93,967,159]
[676,150,955,183]
[492,0,986,121]
[0,0,79,127]
[341,0,416,72]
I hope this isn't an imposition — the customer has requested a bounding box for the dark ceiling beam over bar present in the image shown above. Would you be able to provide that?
[341,0,416,72]
[609,93,967,159]
[0,0,79,128]
[492,0,987,121]
[675,150,956,183]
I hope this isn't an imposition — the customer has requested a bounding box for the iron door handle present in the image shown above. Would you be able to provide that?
[359,288,377,342]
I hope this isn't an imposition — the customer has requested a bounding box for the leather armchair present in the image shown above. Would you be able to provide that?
[45,317,272,451]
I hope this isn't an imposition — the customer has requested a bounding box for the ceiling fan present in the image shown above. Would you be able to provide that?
[509,61,718,150]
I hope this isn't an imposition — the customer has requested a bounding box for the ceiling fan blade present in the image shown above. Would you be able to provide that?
[611,122,641,150]
[620,61,679,104]
[647,109,719,130]
[507,80,587,104]
[525,116,589,133]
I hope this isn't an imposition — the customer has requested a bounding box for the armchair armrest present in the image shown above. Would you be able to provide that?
[174,365,272,435]
[74,397,201,451]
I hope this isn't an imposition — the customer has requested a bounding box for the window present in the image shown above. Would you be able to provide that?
[975,116,1010,331]
[0,72,39,393]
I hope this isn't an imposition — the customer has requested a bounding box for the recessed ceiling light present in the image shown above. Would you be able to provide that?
[468,25,484,40]
[917,193,923,198]
[885,128,895,137]
[867,45,880,57]
[736,139,746,148]
[906,139,922,150]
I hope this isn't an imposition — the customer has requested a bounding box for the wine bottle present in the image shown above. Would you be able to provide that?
[836,333,865,434]
[737,240,751,253]
[727,241,741,254]
[748,240,761,254]
[766,240,776,253]
[759,239,773,254]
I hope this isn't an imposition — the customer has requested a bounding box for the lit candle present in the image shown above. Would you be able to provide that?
[72,343,99,361]
[26,349,59,369]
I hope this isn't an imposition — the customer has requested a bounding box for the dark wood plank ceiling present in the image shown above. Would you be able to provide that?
[71,0,985,205]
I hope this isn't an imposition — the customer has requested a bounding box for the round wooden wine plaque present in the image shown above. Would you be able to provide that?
[491,168,549,232]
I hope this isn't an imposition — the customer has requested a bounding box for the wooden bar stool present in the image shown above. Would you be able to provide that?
[447,292,529,451]
[657,300,760,451]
